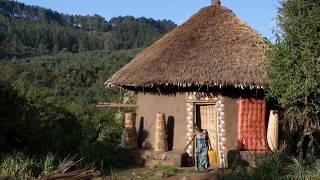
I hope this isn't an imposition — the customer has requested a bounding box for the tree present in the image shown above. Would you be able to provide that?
[268,0,320,154]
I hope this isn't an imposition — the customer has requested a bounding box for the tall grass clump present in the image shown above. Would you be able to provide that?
[282,156,320,180]
[0,152,41,179]
[42,153,56,176]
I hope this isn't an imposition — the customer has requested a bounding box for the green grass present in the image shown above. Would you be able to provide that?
[217,151,320,180]
[153,164,178,177]
[0,152,59,179]
[42,153,56,176]
[0,153,42,179]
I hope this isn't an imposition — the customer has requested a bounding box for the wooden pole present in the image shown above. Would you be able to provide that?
[95,103,137,108]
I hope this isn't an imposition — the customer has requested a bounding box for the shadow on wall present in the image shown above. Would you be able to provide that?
[167,116,175,151]
[138,117,151,149]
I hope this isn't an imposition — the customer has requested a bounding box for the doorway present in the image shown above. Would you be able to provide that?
[195,104,218,150]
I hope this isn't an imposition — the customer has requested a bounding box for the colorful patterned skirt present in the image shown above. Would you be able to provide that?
[195,135,208,170]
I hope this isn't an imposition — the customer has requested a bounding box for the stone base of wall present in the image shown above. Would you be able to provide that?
[227,150,269,168]
[114,149,193,168]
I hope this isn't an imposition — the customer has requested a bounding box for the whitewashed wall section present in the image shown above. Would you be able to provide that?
[216,96,226,167]
[185,99,194,155]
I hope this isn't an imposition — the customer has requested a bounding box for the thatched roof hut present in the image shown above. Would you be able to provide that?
[106,4,269,91]
[105,3,272,169]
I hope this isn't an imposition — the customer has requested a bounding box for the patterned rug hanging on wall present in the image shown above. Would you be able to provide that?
[237,99,267,151]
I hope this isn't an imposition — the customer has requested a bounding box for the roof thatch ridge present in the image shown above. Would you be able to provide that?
[106,5,269,91]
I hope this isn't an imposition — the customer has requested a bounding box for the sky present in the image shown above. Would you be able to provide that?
[18,0,280,41]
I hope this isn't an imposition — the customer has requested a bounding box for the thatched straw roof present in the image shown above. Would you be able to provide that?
[106,4,269,91]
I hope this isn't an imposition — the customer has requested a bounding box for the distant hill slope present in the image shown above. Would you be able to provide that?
[1,49,141,103]
[0,0,176,104]
[0,0,176,59]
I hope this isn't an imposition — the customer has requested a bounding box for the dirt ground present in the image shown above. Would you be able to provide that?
[164,170,217,180]
[96,167,218,180]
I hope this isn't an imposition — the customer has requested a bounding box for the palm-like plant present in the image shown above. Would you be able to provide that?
[283,156,306,180]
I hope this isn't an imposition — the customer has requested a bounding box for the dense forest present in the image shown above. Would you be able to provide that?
[0,0,176,178]
[0,0,175,59]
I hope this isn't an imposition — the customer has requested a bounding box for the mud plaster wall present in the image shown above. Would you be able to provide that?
[223,96,238,167]
[136,93,187,150]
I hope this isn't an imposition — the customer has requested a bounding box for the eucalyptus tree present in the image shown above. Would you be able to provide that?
[268,0,320,154]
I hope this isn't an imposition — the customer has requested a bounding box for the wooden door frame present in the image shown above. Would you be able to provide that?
[185,93,226,167]
[193,102,218,156]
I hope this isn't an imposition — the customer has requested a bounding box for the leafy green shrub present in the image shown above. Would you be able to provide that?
[250,160,280,180]
[218,151,320,180]
[78,123,122,172]
[267,0,320,154]
[218,152,283,180]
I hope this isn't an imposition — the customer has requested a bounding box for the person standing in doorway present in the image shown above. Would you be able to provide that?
[184,125,212,172]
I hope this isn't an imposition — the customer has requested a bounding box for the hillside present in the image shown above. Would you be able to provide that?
[1,49,141,103]
[0,0,176,59]
[0,0,176,103]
